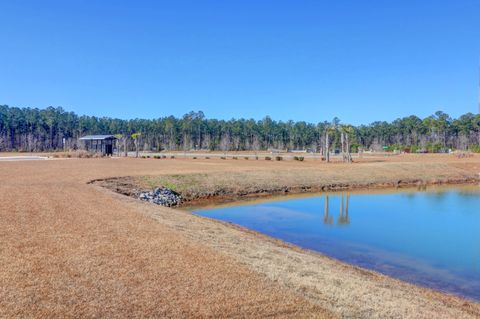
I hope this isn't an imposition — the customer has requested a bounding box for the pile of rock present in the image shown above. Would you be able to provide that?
[138,187,182,207]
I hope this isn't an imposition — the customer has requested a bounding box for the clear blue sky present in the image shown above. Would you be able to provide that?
[1,0,479,124]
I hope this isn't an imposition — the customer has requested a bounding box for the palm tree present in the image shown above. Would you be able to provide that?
[131,132,141,158]
[340,125,354,162]
[114,134,124,157]
[325,125,337,162]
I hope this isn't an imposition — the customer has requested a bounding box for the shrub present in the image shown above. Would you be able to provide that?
[77,151,90,158]
[255,156,259,160]
[220,156,226,160]
[205,156,210,159]
[293,156,304,161]
[265,156,271,160]
[275,156,283,161]
[141,155,146,158]
[244,157,249,160]
[383,144,401,152]
[147,155,151,158]
[192,156,197,159]
[409,145,420,153]
[232,156,238,160]
[469,144,480,153]
[425,142,443,153]
[162,155,167,159]
[170,156,175,159]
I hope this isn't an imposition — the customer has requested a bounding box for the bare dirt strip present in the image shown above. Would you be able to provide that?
[1,155,480,318]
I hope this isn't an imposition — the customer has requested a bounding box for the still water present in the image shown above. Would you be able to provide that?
[194,186,480,301]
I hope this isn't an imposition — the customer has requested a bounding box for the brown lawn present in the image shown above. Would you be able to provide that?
[1,154,480,318]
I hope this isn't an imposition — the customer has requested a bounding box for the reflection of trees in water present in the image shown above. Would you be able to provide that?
[404,184,427,199]
[427,191,449,200]
[417,184,427,192]
[410,186,480,198]
[456,190,480,198]
[337,193,350,226]
[323,194,333,225]
[323,193,350,226]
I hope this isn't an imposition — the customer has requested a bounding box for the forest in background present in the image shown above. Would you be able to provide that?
[1,104,480,153]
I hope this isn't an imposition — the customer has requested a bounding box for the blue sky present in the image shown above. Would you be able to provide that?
[1,0,479,124]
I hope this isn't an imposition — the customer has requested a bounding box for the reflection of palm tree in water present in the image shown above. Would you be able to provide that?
[323,193,333,225]
[324,193,351,226]
[337,193,350,226]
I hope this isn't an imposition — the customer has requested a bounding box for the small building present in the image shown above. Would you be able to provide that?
[79,135,116,156]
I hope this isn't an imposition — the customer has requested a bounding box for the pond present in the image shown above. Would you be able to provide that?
[193,185,480,301]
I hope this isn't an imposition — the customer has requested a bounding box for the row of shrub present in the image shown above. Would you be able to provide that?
[383,143,480,153]
[139,154,308,161]
[264,156,282,161]
[141,155,175,159]
[52,150,102,158]
[221,156,258,160]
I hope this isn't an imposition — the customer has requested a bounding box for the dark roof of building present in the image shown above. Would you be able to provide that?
[79,135,116,140]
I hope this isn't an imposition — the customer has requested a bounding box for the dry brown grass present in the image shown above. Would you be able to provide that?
[99,158,480,205]
[1,154,480,318]
[0,157,334,318]
[114,188,480,319]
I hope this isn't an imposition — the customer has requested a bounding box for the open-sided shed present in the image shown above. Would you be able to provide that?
[79,135,116,156]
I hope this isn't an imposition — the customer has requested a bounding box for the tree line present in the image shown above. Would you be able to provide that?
[1,104,480,153]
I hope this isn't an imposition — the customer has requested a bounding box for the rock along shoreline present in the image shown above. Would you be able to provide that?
[138,187,182,207]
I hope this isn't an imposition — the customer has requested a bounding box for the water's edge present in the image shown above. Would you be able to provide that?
[193,186,480,302]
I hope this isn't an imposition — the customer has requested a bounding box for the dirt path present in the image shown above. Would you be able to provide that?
[1,155,479,318]
[0,156,48,161]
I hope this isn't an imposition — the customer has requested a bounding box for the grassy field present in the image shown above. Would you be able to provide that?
[97,154,480,205]
[1,153,480,318]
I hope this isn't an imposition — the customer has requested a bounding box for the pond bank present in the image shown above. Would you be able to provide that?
[94,161,480,207]
[194,186,480,301]
[98,183,480,319]
[93,161,480,318]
